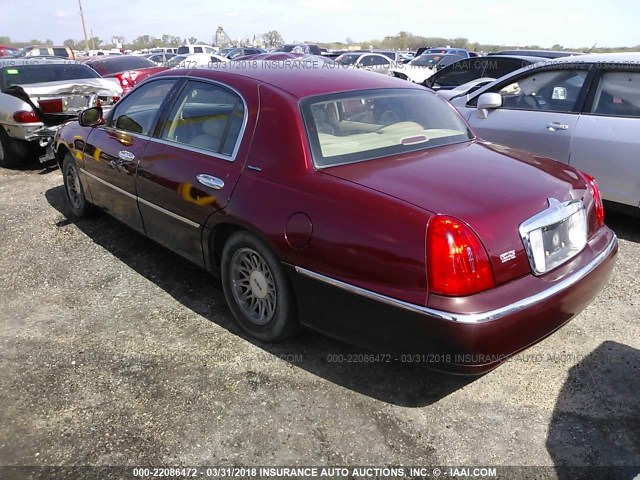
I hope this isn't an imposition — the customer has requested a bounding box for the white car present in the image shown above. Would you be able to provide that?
[334,52,396,76]
[449,52,640,212]
[389,53,465,85]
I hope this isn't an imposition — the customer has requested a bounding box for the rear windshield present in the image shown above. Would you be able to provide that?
[302,89,473,167]
[88,56,155,75]
[0,64,100,90]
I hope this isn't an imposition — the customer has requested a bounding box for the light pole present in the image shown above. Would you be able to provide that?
[78,0,90,53]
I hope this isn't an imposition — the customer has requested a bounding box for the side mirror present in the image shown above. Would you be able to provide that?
[476,93,502,119]
[78,106,103,127]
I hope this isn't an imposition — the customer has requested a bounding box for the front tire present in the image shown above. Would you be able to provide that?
[221,231,299,342]
[62,153,95,217]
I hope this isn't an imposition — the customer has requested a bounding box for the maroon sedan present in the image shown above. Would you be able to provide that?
[83,55,167,95]
[53,65,617,373]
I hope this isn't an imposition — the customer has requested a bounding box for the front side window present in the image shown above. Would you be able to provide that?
[495,69,588,112]
[303,89,473,167]
[591,71,640,117]
[107,79,176,135]
[52,48,69,58]
[160,80,245,157]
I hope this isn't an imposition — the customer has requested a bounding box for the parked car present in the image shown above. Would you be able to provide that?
[449,52,640,213]
[335,52,396,75]
[388,53,465,84]
[12,45,75,60]
[0,58,121,167]
[53,65,616,373]
[232,52,335,66]
[425,55,541,92]
[216,47,265,59]
[353,50,402,62]
[176,44,218,55]
[84,55,167,95]
[415,47,470,58]
[489,49,584,59]
[144,52,176,65]
[0,45,19,57]
[273,44,322,55]
[163,53,229,68]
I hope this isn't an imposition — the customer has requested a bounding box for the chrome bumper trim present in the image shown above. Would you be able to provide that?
[294,233,617,324]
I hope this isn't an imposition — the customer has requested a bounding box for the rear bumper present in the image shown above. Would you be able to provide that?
[287,228,617,373]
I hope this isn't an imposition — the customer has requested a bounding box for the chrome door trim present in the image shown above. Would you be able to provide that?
[293,233,617,325]
[80,168,200,229]
[82,169,136,200]
[137,197,200,228]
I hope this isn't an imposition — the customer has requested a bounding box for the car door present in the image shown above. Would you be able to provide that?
[136,78,255,266]
[82,79,178,233]
[570,68,640,207]
[463,66,592,163]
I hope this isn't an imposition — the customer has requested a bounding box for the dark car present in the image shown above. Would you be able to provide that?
[54,64,617,373]
[273,44,322,55]
[84,55,168,95]
[425,55,541,92]
[489,50,585,59]
[216,47,265,59]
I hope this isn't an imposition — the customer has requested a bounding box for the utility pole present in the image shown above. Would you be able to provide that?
[78,0,90,52]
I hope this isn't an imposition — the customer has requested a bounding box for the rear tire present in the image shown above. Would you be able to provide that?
[62,153,95,218]
[221,231,299,342]
[0,128,25,168]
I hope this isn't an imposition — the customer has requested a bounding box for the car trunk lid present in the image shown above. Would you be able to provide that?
[324,140,588,285]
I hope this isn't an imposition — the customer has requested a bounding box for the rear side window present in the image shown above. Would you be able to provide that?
[591,71,640,118]
[52,47,70,58]
[160,80,245,157]
[194,47,203,53]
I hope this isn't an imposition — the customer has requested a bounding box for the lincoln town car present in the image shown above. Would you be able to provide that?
[53,64,617,373]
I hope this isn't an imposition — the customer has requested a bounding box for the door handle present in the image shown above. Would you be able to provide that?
[197,174,224,190]
[546,122,569,131]
[118,150,136,161]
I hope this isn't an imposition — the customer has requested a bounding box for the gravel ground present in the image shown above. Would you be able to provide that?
[0,163,638,478]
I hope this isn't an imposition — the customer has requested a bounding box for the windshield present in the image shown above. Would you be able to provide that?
[302,89,473,167]
[335,54,360,66]
[0,64,100,90]
[410,54,447,67]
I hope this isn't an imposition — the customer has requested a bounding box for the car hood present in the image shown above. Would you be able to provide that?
[389,65,435,83]
[324,140,588,285]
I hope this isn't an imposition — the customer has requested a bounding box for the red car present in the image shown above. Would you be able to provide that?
[83,55,168,95]
[53,65,617,373]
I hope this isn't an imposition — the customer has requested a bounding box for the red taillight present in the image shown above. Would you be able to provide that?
[13,110,40,123]
[427,215,495,297]
[580,172,605,228]
[115,72,133,89]
[38,98,64,114]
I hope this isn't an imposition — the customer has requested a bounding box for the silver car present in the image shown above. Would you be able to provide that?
[0,58,121,168]
[450,52,640,211]
[335,52,397,75]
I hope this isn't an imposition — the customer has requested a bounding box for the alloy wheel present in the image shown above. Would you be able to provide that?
[229,247,277,325]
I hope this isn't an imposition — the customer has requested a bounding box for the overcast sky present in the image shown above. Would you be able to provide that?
[0,0,636,48]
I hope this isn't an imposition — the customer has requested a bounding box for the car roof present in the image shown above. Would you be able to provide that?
[0,58,78,67]
[490,49,584,58]
[543,51,640,63]
[159,63,423,99]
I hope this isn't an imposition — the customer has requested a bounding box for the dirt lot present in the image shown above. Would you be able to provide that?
[0,163,638,477]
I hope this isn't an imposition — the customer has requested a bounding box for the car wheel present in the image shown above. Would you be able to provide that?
[0,128,24,168]
[62,153,95,217]
[221,231,299,342]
